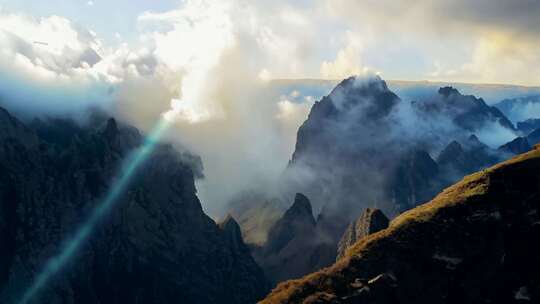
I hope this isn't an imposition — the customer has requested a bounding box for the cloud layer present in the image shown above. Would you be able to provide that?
[0,0,538,217]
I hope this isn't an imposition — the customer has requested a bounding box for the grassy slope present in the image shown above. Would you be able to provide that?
[261,145,540,303]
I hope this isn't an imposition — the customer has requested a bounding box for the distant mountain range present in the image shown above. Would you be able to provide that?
[236,75,540,285]
[2,75,540,304]
[494,95,540,127]
[270,79,540,105]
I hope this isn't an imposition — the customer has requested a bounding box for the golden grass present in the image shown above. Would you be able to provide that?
[260,147,540,304]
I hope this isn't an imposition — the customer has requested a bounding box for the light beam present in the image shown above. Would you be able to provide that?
[18,118,171,304]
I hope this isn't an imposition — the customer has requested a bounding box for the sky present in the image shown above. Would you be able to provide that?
[0,0,539,216]
[1,0,539,85]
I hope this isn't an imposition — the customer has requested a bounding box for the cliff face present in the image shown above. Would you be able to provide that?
[336,208,389,260]
[0,107,268,304]
[438,135,501,182]
[261,146,540,304]
[240,76,518,288]
[288,76,407,221]
[253,194,336,284]
[426,86,515,132]
[288,76,516,222]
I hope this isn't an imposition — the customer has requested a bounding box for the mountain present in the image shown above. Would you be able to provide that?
[288,76,404,219]
[288,76,515,220]
[528,128,540,146]
[0,107,268,304]
[270,79,540,106]
[414,86,515,132]
[386,149,442,212]
[265,193,316,254]
[336,208,389,260]
[253,194,336,284]
[498,137,532,155]
[517,118,540,135]
[291,76,399,165]
[236,76,518,288]
[437,135,501,180]
[494,95,540,122]
[261,145,540,304]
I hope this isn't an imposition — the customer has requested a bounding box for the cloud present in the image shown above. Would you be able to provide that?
[0,2,325,217]
[0,0,538,218]
[456,34,540,85]
[135,0,324,216]
[326,0,540,38]
[0,11,173,118]
[325,0,540,85]
[320,33,366,79]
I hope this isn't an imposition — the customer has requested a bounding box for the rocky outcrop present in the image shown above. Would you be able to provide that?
[261,146,540,304]
[219,215,271,301]
[265,193,316,254]
[253,194,336,284]
[437,135,501,181]
[336,208,389,260]
[0,107,268,304]
[387,149,441,212]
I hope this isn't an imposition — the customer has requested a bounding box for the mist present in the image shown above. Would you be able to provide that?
[0,4,320,219]
[0,1,535,222]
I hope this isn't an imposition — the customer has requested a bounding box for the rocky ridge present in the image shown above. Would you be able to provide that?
[0,107,268,304]
[261,145,540,304]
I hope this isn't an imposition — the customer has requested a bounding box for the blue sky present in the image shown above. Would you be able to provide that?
[0,0,181,43]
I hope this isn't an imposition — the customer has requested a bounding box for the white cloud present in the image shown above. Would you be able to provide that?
[0,11,175,118]
[1,0,539,216]
[320,32,366,79]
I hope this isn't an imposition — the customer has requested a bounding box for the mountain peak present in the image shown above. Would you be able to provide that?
[103,117,118,138]
[0,106,38,146]
[287,193,313,218]
[438,86,460,97]
[337,208,389,260]
[219,214,241,232]
[468,134,480,143]
[219,214,247,253]
[265,193,316,254]
[327,75,399,118]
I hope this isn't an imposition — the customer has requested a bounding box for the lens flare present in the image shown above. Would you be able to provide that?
[18,118,171,304]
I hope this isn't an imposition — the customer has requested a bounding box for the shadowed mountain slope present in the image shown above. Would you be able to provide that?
[0,107,268,304]
[262,146,540,304]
